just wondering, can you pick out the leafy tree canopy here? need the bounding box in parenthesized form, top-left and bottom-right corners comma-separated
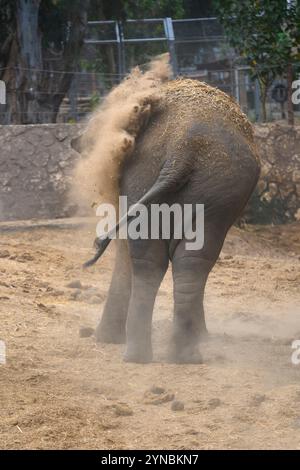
(214, 0, 300, 122)
(214, 0, 300, 80)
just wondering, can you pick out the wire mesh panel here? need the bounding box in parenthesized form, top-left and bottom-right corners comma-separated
(122, 19, 168, 72)
(85, 21, 117, 43)
(123, 19, 166, 41)
(172, 18, 235, 97)
(1, 17, 299, 124)
(173, 17, 223, 41)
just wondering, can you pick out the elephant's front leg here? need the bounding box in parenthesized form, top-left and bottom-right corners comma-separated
(124, 240, 169, 363)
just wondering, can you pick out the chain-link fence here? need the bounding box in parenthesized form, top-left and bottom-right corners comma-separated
(0, 17, 299, 124)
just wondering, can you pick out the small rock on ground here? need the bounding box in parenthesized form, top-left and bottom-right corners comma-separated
(150, 386, 166, 395)
(79, 327, 95, 338)
(208, 398, 222, 409)
(66, 280, 82, 289)
(69, 289, 81, 300)
(0, 250, 10, 258)
(250, 394, 266, 406)
(171, 400, 185, 411)
(143, 390, 175, 405)
(112, 403, 133, 417)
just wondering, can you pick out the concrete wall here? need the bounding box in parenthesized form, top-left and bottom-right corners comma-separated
(0, 123, 299, 223)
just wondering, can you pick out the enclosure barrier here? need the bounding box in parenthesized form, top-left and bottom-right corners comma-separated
(0, 123, 298, 224)
(0, 18, 299, 124)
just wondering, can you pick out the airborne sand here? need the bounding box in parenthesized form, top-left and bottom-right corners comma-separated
(72, 54, 172, 211)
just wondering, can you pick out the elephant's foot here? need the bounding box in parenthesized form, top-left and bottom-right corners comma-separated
(95, 321, 126, 344)
(199, 326, 210, 342)
(123, 342, 153, 364)
(170, 335, 203, 364)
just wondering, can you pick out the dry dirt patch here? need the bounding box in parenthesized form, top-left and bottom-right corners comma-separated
(0, 220, 299, 449)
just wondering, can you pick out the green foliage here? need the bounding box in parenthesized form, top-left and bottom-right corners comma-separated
(86, 0, 186, 20)
(214, 0, 300, 82)
(214, 0, 300, 121)
(123, 0, 185, 19)
(89, 91, 101, 110)
(0, 1, 16, 52)
(39, 0, 89, 50)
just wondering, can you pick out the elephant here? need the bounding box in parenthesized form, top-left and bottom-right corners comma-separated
(74, 78, 260, 364)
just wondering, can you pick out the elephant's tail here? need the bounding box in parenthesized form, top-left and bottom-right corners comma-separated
(83, 156, 194, 268)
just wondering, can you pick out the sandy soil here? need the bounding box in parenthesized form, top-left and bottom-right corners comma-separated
(0, 219, 300, 450)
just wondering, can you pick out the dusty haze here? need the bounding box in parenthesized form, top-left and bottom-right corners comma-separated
(72, 54, 172, 212)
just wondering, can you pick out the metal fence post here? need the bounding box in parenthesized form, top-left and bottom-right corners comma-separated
(116, 21, 126, 79)
(69, 74, 78, 121)
(254, 78, 261, 121)
(164, 17, 178, 77)
(234, 68, 240, 104)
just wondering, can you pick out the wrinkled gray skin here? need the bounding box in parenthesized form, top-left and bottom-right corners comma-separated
(73, 91, 260, 364)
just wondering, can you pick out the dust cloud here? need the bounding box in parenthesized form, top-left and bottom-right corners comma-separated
(72, 54, 171, 213)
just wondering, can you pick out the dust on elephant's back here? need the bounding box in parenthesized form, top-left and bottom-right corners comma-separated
(71, 54, 259, 215)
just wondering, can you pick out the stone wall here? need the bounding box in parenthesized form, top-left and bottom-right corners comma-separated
(0, 124, 81, 221)
(250, 124, 300, 224)
(0, 122, 299, 223)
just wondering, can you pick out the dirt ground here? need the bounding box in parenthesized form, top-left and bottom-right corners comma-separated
(0, 219, 300, 450)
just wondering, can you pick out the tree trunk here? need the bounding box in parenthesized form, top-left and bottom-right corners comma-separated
(259, 80, 268, 122)
(105, 45, 117, 89)
(0, 0, 41, 123)
(0, 0, 90, 124)
(287, 62, 294, 126)
(16, 0, 42, 123)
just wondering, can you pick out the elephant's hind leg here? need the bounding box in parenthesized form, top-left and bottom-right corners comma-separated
(96, 239, 131, 344)
(171, 254, 211, 363)
(123, 239, 169, 363)
(170, 223, 227, 363)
